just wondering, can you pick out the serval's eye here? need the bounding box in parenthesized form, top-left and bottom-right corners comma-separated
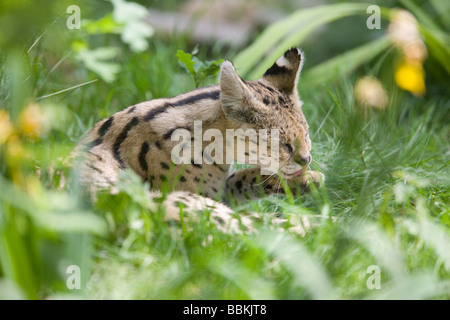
(284, 143, 294, 154)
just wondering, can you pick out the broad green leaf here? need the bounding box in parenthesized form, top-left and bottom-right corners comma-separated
(32, 210, 107, 235)
(0, 212, 39, 299)
(421, 27, 450, 75)
(304, 36, 391, 85)
(0, 177, 107, 236)
(399, 0, 441, 31)
(234, 3, 371, 79)
(429, 0, 450, 29)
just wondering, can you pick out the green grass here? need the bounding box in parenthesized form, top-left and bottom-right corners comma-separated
(1, 1, 449, 300)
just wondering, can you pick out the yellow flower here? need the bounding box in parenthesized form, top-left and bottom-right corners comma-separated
(388, 9, 427, 96)
(395, 60, 426, 96)
(19, 102, 46, 140)
(6, 134, 24, 158)
(354, 76, 388, 109)
(0, 109, 14, 144)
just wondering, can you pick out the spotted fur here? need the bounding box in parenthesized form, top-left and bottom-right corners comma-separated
(70, 48, 325, 234)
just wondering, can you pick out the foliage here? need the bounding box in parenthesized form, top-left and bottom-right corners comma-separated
(176, 48, 224, 88)
(234, 2, 449, 97)
(72, 0, 154, 83)
(234, 3, 370, 79)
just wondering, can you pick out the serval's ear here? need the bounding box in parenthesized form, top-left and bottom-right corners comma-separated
(261, 47, 304, 94)
(220, 61, 259, 123)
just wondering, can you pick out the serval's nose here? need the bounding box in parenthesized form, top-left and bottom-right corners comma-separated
(298, 155, 311, 166)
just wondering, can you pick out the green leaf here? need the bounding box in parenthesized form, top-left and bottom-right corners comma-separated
(421, 27, 450, 75)
(0, 177, 108, 236)
(191, 56, 204, 74)
(399, 0, 441, 31)
(176, 50, 196, 77)
(177, 49, 224, 88)
(0, 212, 40, 299)
(203, 59, 223, 77)
(83, 13, 122, 34)
(429, 0, 450, 29)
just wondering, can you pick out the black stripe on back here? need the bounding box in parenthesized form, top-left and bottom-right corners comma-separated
(163, 126, 190, 140)
(138, 141, 150, 172)
(169, 90, 220, 107)
(144, 89, 220, 122)
(113, 117, 139, 169)
(144, 103, 169, 121)
(98, 116, 114, 137)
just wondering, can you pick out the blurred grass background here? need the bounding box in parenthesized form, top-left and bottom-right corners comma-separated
(0, 0, 449, 299)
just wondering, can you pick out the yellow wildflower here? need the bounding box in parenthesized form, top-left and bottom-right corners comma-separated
(395, 60, 426, 96)
(6, 134, 24, 158)
(19, 102, 46, 140)
(388, 9, 427, 96)
(0, 109, 14, 144)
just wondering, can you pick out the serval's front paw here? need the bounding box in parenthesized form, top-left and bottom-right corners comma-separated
(288, 170, 325, 194)
(304, 170, 325, 188)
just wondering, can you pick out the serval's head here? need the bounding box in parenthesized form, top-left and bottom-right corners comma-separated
(220, 47, 311, 177)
